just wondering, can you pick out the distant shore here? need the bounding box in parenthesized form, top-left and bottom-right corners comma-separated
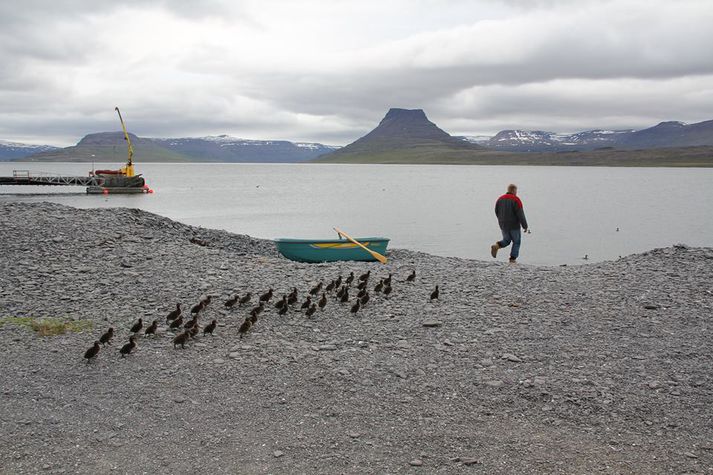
(1, 201, 712, 473)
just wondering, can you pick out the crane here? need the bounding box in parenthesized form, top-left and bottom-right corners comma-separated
(114, 106, 135, 177)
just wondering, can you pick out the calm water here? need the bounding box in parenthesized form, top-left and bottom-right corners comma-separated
(1, 162, 712, 265)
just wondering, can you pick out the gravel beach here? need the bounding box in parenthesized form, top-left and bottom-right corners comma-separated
(0, 201, 711, 474)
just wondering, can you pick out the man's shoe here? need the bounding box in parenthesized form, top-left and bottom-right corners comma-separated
(508, 257, 517, 264)
(490, 243, 499, 258)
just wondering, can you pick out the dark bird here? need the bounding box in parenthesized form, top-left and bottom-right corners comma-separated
(374, 279, 384, 293)
(359, 270, 371, 282)
(202, 295, 213, 307)
(249, 312, 259, 324)
(84, 341, 100, 363)
(184, 316, 199, 330)
(345, 272, 354, 286)
(259, 288, 273, 303)
(278, 304, 288, 316)
(406, 270, 416, 282)
(99, 327, 114, 346)
(305, 304, 317, 318)
(350, 299, 361, 314)
(238, 292, 252, 306)
(203, 320, 217, 336)
(238, 318, 252, 338)
(325, 280, 336, 293)
(430, 285, 440, 302)
(144, 320, 158, 337)
(166, 303, 182, 322)
(169, 315, 184, 329)
(274, 295, 288, 310)
(360, 292, 370, 306)
(340, 288, 350, 303)
(287, 290, 298, 306)
(250, 302, 265, 317)
(173, 330, 190, 349)
(309, 282, 323, 296)
(130, 318, 143, 334)
(357, 280, 368, 291)
(318, 293, 327, 310)
(224, 295, 239, 308)
(335, 275, 343, 288)
(301, 296, 312, 311)
(383, 285, 393, 298)
(119, 336, 136, 357)
(191, 301, 205, 314)
(383, 274, 392, 286)
(357, 288, 367, 299)
(336, 286, 346, 300)
(189, 324, 200, 338)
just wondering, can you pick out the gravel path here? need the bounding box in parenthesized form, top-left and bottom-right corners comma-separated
(1, 201, 711, 474)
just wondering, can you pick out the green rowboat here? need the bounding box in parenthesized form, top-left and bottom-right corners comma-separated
(274, 237, 390, 263)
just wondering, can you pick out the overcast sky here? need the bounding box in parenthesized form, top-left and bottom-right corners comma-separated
(1, 0, 712, 146)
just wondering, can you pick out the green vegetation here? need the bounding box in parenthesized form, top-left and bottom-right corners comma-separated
(0, 316, 93, 336)
(314, 145, 713, 167)
(19, 144, 192, 163)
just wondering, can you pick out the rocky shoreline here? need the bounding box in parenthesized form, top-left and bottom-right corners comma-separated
(0, 201, 711, 474)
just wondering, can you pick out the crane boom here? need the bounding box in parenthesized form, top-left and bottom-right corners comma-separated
(114, 106, 135, 177)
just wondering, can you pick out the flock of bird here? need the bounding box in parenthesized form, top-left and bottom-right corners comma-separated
(83, 269, 439, 363)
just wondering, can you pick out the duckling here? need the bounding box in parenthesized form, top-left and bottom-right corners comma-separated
(84, 341, 100, 363)
(238, 292, 252, 306)
(144, 320, 158, 337)
(203, 320, 217, 336)
(350, 299, 361, 314)
(173, 330, 190, 349)
(357, 288, 367, 299)
(274, 295, 288, 310)
(249, 312, 259, 325)
(406, 270, 416, 282)
(430, 285, 439, 302)
(383, 274, 393, 286)
(359, 270, 371, 282)
(202, 295, 213, 308)
(169, 315, 184, 330)
(309, 282, 323, 296)
(99, 327, 114, 346)
(119, 336, 136, 357)
(305, 304, 317, 318)
(357, 280, 368, 291)
(166, 303, 182, 322)
(129, 318, 143, 334)
(374, 279, 384, 293)
(334, 275, 343, 288)
(184, 315, 199, 330)
(340, 288, 350, 303)
(250, 302, 265, 317)
(259, 288, 273, 303)
(325, 280, 336, 293)
(224, 295, 239, 308)
(287, 291, 298, 306)
(238, 318, 252, 338)
(360, 292, 370, 306)
(383, 284, 393, 298)
(318, 293, 327, 310)
(345, 272, 354, 286)
(335, 286, 346, 300)
(190, 301, 205, 314)
(189, 324, 200, 338)
(278, 304, 288, 316)
(301, 296, 312, 311)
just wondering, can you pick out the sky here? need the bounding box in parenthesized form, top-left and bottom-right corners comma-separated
(1, 0, 712, 146)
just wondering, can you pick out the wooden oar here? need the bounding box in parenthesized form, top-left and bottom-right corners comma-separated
(334, 227, 388, 264)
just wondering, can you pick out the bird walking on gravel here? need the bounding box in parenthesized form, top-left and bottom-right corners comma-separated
(357, 288, 367, 299)
(275, 295, 288, 310)
(345, 272, 354, 286)
(203, 320, 217, 336)
(278, 303, 289, 316)
(335, 275, 343, 289)
(383, 274, 392, 286)
(238, 293, 252, 306)
(305, 303, 317, 318)
(144, 320, 158, 337)
(191, 301, 205, 315)
(169, 315, 184, 330)
(189, 324, 200, 339)
(250, 302, 265, 317)
(259, 288, 273, 303)
(99, 327, 114, 346)
(318, 293, 327, 311)
(301, 296, 312, 311)
(130, 318, 143, 334)
(119, 336, 137, 357)
(309, 282, 323, 296)
(430, 285, 440, 302)
(359, 270, 370, 282)
(184, 315, 200, 330)
(238, 318, 252, 338)
(335, 286, 346, 301)
(84, 341, 100, 363)
(383, 284, 393, 299)
(173, 330, 190, 349)
(249, 312, 259, 325)
(166, 303, 182, 322)
(224, 295, 239, 308)
(339, 288, 350, 303)
(357, 280, 368, 291)
(360, 292, 370, 307)
(287, 289, 298, 306)
(350, 299, 361, 314)
(374, 279, 384, 294)
(325, 280, 336, 293)
(406, 270, 416, 282)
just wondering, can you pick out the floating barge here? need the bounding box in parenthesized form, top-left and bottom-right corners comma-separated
(274, 237, 390, 263)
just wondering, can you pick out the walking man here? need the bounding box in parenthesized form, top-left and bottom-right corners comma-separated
(491, 184, 529, 263)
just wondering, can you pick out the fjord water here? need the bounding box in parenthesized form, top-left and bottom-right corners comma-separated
(1, 162, 711, 266)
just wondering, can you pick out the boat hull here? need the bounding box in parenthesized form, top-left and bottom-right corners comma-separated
(274, 237, 390, 263)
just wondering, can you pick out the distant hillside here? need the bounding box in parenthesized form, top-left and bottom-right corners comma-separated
(0, 140, 59, 161)
(471, 119, 713, 152)
(319, 108, 482, 161)
(152, 135, 339, 163)
(19, 132, 339, 163)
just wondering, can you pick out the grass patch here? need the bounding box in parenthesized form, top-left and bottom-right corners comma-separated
(0, 316, 93, 336)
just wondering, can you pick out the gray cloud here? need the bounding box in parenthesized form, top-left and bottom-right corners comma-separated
(0, 0, 712, 145)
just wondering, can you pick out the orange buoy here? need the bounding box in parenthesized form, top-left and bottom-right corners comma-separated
(102, 188, 109, 195)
